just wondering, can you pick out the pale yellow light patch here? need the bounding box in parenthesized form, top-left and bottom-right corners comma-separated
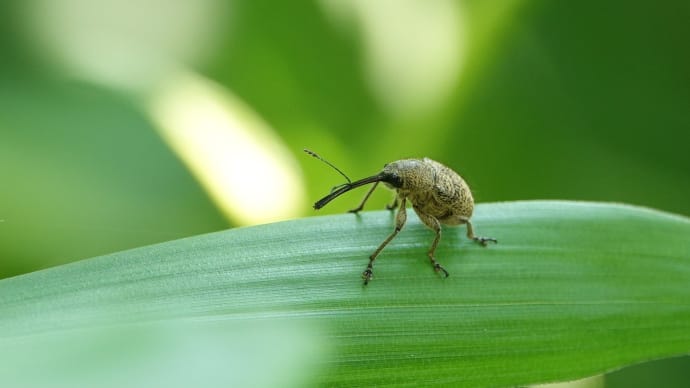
(531, 374, 604, 388)
(147, 72, 305, 225)
(19, 0, 225, 91)
(321, 0, 466, 119)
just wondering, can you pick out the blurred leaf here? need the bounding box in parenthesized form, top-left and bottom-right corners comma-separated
(0, 77, 228, 277)
(606, 355, 690, 388)
(1, 201, 689, 386)
(445, 1, 690, 215)
(207, 1, 379, 141)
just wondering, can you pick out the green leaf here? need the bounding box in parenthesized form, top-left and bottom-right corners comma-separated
(1, 201, 689, 387)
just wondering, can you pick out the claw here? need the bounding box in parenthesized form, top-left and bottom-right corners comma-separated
(362, 268, 373, 285)
(385, 199, 399, 211)
(434, 263, 449, 278)
(474, 237, 498, 247)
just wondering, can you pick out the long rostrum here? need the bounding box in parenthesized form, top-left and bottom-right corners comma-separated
(313, 174, 383, 209)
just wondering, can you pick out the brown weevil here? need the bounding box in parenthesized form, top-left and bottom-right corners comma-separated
(305, 149, 496, 285)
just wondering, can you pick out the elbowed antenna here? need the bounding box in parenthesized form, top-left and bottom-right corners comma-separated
(303, 149, 351, 183)
(313, 174, 383, 209)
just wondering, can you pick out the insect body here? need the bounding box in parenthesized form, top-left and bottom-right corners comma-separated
(306, 149, 496, 285)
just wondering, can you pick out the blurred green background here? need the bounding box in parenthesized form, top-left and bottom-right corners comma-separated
(1, 0, 688, 386)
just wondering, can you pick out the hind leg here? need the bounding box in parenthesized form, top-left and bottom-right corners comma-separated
(460, 217, 497, 246)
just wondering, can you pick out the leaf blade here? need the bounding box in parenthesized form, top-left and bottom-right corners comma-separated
(1, 201, 689, 387)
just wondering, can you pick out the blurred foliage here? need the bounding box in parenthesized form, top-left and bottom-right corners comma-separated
(0, 0, 688, 385)
(0, 77, 229, 276)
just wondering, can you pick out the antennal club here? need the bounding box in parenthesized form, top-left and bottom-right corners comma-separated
(303, 149, 351, 184)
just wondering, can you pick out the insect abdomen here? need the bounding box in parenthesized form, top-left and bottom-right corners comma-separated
(426, 160, 474, 223)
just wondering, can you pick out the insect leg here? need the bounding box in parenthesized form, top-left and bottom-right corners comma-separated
(463, 218, 498, 246)
(414, 208, 449, 278)
(363, 197, 407, 284)
(349, 181, 379, 213)
(385, 197, 399, 211)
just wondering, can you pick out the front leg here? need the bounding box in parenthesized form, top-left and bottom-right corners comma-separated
(385, 197, 399, 211)
(349, 181, 379, 213)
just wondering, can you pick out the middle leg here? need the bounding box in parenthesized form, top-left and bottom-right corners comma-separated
(363, 197, 407, 284)
(413, 207, 449, 278)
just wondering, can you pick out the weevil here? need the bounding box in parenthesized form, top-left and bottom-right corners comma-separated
(305, 149, 496, 285)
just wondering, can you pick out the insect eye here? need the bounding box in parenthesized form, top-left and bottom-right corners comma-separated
(382, 172, 403, 188)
